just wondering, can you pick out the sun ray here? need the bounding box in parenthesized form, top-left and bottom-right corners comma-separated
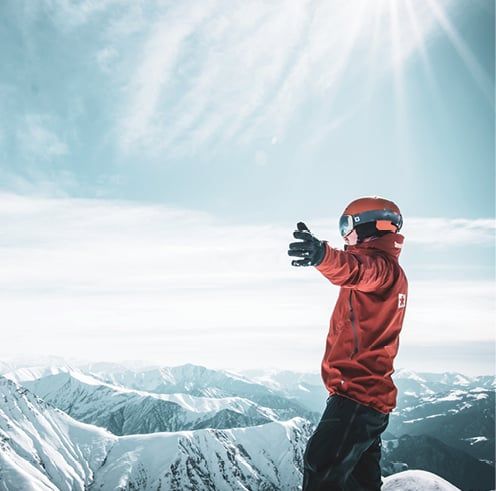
(404, 0, 439, 96)
(388, 2, 407, 133)
(319, 0, 368, 93)
(363, 0, 386, 101)
(425, 0, 493, 106)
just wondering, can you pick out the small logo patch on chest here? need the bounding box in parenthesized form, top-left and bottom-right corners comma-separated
(398, 293, 407, 308)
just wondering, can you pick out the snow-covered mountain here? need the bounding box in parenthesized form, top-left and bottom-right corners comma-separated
(382, 434, 494, 490)
(2, 361, 494, 490)
(22, 370, 291, 435)
(240, 367, 495, 416)
(0, 376, 314, 490)
(3, 365, 71, 384)
(6, 361, 491, 416)
(387, 384, 495, 464)
(4, 363, 320, 422)
(392, 368, 495, 400)
(92, 363, 273, 396)
(90, 417, 312, 490)
(239, 368, 328, 413)
(91, 363, 320, 420)
(0, 376, 115, 490)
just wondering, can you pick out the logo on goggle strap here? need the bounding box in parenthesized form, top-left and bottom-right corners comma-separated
(398, 293, 407, 308)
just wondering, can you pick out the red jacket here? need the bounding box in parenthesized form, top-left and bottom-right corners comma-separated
(315, 233, 408, 414)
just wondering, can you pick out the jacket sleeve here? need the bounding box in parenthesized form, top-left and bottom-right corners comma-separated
(314, 242, 393, 292)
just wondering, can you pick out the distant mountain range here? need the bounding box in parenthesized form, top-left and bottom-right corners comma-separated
(20, 370, 301, 435)
(388, 368, 495, 465)
(1, 360, 494, 490)
(91, 363, 322, 422)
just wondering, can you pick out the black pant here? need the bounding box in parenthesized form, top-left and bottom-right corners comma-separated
(302, 394, 389, 491)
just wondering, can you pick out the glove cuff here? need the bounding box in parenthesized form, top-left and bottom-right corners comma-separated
(314, 241, 328, 266)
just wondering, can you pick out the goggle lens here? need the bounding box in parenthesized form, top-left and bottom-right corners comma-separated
(339, 215, 353, 237)
(339, 210, 402, 237)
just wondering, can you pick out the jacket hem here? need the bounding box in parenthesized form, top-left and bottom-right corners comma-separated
(327, 389, 391, 415)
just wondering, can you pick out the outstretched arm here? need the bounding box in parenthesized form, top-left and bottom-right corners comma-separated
(315, 242, 393, 292)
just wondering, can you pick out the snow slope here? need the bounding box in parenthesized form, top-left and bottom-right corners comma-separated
(91, 418, 311, 491)
(0, 377, 115, 491)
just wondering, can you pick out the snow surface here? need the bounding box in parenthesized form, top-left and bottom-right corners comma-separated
(463, 436, 489, 445)
(431, 390, 466, 402)
(382, 470, 461, 490)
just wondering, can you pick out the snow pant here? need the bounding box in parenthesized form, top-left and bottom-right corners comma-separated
(302, 393, 389, 491)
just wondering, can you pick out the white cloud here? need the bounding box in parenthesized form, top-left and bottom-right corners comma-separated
(41, 0, 123, 28)
(17, 114, 68, 161)
(96, 46, 119, 72)
(402, 217, 495, 246)
(399, 280, 495, 343)
(255, 150, 268, 166)
(0, 168, 78, 198)
(0, 194, 493, 369)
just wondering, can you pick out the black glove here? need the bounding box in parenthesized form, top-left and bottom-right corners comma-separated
(288, 222, 326, 267)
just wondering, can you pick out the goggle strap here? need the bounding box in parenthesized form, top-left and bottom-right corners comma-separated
(376, 220, 398, 232)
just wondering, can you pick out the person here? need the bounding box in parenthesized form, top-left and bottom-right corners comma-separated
(288, 196, 408, 491)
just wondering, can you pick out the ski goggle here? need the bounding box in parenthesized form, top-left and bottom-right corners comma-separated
(339, 210, 403, 237)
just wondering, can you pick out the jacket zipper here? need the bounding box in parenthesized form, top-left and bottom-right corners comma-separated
(349, 290, 359, 358)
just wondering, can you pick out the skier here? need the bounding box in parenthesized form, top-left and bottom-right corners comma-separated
(288, 196, 408, 491)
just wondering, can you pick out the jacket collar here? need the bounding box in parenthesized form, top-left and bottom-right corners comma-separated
(344, 233, 404, 259)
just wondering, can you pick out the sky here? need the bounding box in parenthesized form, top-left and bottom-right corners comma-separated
(0, 0, 494, 376)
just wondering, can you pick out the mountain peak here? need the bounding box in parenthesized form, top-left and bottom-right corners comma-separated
(394, 368, 427, 382)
